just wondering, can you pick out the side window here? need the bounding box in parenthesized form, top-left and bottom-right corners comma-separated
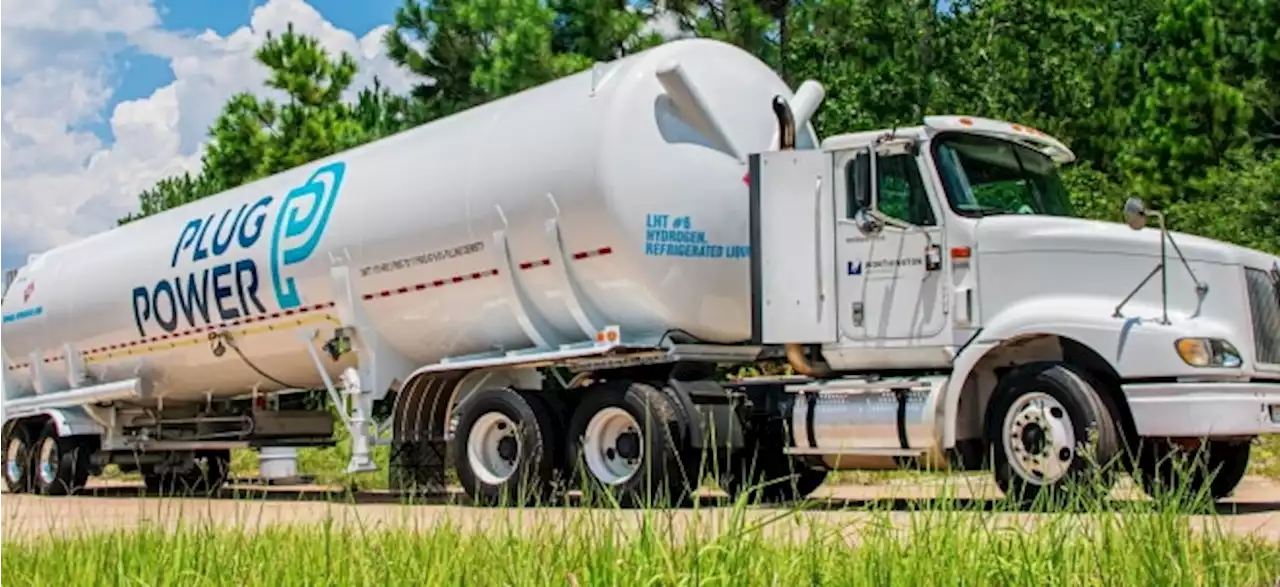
(844, 152, 937, 226)
(846, 151, 871, 218)
(877, 154, 936, 226)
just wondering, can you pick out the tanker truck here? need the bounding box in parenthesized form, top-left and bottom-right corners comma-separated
(3, 38, 1278, 507)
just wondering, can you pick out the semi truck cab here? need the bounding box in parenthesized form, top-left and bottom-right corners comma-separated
(752, 112, 1280, 502)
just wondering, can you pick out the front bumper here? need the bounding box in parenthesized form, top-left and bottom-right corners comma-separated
(1123, 380, 1280, 437)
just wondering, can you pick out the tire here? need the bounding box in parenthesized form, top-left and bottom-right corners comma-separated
(142, 451, 230, 496)
(143, 467, 187, 495)
(451, 387, 558, 506)
(566, 381, 697, 508)
(984, 362, 1122, 508)
(30, 422, 92, 496)
(1134, 438, 1251, 503)
(722, 428, 828, 504)
(191, 450, 231, 494)
(3, 423, 34, 494)
(521, 391, 571, 486)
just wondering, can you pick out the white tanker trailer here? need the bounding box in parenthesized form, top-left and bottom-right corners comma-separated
(3, 38, 1278, 507)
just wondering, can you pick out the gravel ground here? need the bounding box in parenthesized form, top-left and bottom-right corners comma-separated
(3, 475, 1277, 544)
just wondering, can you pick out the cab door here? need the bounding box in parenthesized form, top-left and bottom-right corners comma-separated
(748, 149, 838, 345)
(833, 141, 950, 352)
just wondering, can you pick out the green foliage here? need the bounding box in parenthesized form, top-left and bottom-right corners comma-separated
(120, 0, 1277, 260)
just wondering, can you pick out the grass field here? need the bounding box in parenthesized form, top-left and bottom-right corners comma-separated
(14, 437, 1280, 585)
(3, 485, 1278, 586)
(216, 432, 1280, 489)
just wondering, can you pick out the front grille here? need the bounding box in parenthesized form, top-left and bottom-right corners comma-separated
(1244, 267, 1280, 365)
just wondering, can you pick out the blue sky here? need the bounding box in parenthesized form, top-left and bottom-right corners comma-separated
(75, 0, 406, 192)
(1, 0, 420, 272)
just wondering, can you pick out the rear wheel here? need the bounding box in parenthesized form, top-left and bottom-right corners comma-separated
(567, 382, 697, 508)
(452, 387, 558, 506)
(1133, 438, 1251, 504)
(30, 422, 92, 496)
(142, 450, 231, 496)
(722, 425, 828, 504)
(3, 423, 34, 493)
(986, 362, 1122, 508)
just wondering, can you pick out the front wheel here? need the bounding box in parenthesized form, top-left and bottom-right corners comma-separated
(1133, 438, 1251, 504)
(985, 362, 1122, 508)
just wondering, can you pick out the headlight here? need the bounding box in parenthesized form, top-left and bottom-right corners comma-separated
(1174, 338, 1243, 368)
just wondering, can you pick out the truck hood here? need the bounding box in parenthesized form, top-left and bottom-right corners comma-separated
(974, 215, 1273, 268)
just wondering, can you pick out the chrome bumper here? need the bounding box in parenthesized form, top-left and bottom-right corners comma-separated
(1123, 380, 1280, 437)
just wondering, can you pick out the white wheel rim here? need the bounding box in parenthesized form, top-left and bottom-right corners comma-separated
(466, 412, 521, 486)
(5, 437, 24, 484)
(1002, 392, 1076, 485)
(36, 437, 58, 486)
(583, 407, 643, 485)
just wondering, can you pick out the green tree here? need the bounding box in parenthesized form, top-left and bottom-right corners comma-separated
(119, 24, 386, 224)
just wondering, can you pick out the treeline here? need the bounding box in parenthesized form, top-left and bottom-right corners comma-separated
(120, 0, 1279, 254)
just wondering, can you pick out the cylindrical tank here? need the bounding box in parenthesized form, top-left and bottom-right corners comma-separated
(0, 38, 819, 403)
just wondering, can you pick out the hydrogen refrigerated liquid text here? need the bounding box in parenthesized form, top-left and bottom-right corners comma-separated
(644, 214, 750, 259)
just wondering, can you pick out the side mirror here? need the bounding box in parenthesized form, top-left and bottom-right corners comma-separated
(853, 208, 884, 236)
(1122, 197, 1148, 230)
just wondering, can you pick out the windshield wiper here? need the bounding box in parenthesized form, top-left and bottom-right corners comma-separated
(959, 205, 1009, 217)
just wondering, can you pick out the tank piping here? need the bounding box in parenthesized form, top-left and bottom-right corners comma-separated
(772, 96, 796, 151)
(770, 95, 835, 379)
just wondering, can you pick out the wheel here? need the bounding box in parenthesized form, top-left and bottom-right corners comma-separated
(521, 391, 571, 486)
(30, 422, 92, 496)
(567, 381, 697, 508)
(3, 423, 34, 493)
(451, 387, 558, 506)
(143, 466, 188, 495)
(722, 427, 828, 504)
(142, 451, 229, 496)
(985, 362, 1122, 508)
(190, 450, 231, 494)
(1133, 438, 1251, 503)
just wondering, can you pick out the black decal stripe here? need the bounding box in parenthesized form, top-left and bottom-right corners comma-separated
(805, 392, 818, 449)
(894, 388, 910, 450)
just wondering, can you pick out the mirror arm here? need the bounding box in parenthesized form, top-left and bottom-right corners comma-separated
(1115, 198, 1208, 324)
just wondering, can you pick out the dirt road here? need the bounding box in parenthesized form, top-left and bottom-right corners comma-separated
(3, 475, 1278, 543)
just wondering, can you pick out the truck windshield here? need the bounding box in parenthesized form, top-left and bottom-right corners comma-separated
(932, 133, 1074, 218)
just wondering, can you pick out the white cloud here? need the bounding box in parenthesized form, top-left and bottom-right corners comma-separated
(0, 0, 414, 269)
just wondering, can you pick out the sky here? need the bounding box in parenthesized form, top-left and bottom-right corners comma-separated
(0, 0, 425, 273)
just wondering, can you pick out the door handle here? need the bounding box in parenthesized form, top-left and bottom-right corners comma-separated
(814, 176, 825, 321)
(925, 243, 942, 272)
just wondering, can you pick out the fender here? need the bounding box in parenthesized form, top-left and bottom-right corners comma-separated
(4, 407, 105, 438)
(941, 295, 1241, 447)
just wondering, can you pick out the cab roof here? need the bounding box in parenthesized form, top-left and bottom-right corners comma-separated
(820, 115, 1076, 164)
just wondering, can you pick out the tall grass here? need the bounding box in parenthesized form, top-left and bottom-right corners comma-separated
(4, 473, 1278, 587)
